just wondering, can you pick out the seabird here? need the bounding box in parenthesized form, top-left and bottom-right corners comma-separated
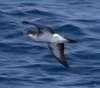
(23, 21, 76, 68)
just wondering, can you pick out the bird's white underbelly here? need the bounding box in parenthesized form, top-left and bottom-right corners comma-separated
(38, 34, 52, 42)
(38, 34, 67, 43)
(28, 33, 67, 43)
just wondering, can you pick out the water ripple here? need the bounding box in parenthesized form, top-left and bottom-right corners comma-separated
(0, 0, 100, 88)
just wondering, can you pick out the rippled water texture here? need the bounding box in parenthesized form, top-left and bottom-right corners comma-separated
(0, 0, 100, 88)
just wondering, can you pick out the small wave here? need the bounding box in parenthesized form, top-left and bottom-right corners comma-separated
(26, 9, 55, 16)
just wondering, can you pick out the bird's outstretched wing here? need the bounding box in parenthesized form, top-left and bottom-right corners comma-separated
(23, 21, 54, 34)
(48, 43, 69, 68)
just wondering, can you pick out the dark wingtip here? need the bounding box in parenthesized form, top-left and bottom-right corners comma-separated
(22, 21, 41, 28)
(64, 63, 70, 69)
(61, 60, 70, 69)
(68, 39, 77, 43)
(22, 21, 31, 24)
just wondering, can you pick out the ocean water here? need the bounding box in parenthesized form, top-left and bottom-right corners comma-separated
(0, 0, 100, 88)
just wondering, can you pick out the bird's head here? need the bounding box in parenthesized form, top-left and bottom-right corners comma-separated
(26, 31, 38, 40)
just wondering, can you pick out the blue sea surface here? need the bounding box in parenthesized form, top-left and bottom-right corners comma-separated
(0, 0, 100, 88)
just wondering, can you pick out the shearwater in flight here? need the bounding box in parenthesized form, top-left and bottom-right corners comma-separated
(23, 21, 76, 68)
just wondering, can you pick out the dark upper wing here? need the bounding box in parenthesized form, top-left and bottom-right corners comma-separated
(48, 43, 69, 68)
(23, 21, 54, 34)
(36, 24, 54, 34)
